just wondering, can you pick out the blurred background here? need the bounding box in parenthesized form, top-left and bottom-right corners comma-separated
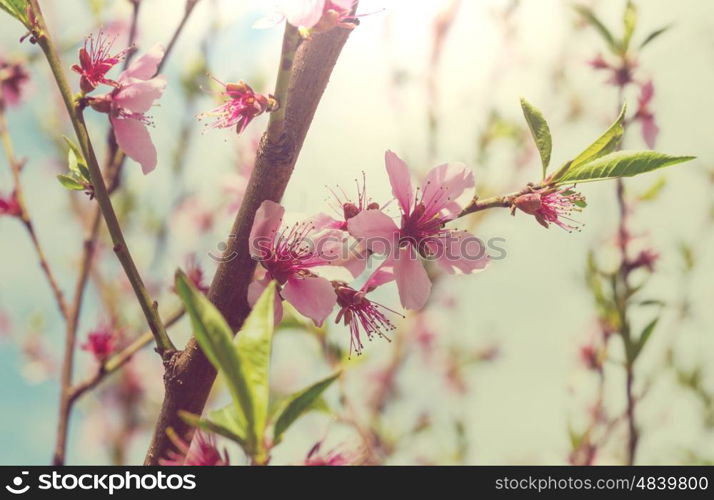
(0, 0, 713, 465)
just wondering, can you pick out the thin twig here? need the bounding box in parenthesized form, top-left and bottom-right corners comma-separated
(0, 108, 70, 319)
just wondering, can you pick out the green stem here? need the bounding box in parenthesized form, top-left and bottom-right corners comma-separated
(29, 0, 174, 356)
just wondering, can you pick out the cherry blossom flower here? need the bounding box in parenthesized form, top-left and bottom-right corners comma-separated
(72, 31, 129, 93)
(0, 57, 29, 108)
(634, 80, 659, 149)
(89, 44, 166, 174)
(198, 79, 276, 134)
(81, 324, 116, 362)
(333, 266, 400, 355)
(325, 172, 381, 231)
(627, 248, 659, 273)
(513, 187, 586, 232)
(588, 53, 636, 87)
(257, 0, 358, 34)
(161, 432, 230, 466)
(248, 200, 347, 326)
(0, 191, 21, 217)
(347, 151, 489, 310)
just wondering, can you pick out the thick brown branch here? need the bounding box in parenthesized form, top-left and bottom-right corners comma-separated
(144, 25, 356, 465)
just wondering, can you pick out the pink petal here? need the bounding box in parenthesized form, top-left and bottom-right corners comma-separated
(111, 115, 157, 174)
(362, 262, 395, 292)
(421, 162, 474, 220)
(385, 150, 414, 215)
(248, 276, 284, 325)
(279, 0, 325, 29)
(433, 230, 489, 275)
(346, 209, 399, 255)
(640, 80, 654, 105)
(331, 0, 355, 9)
(282, 275, 336, 326)
(394, 246, 431, 310)
(249, 200, 284, 260)
(114, 76, 166, 113)
(121, 43, 165, 81)
(641, 117, 659, 149)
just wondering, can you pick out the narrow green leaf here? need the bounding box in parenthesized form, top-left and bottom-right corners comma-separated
(179, 409, 247, 448)
(57, 174, 85, 191)
(0, 0, 29, 26)
(622, 1, 637, 51)
(520, 98, 552, 177)
(634, 317, 659, 358)
(574, 5, 620, 54)
(232, 280, 276, 452)
(550, 105, 627, 182)
(63, 136, 88, 176)
(174, 270, 250, 441)
(272, 371, 340, 445)
(573, 105, 627, 169)
(556, 150, 695, 184)
(639, 25, 671, 50)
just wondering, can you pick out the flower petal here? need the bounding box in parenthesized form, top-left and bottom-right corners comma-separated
(362, 262, 395, 292)
(385, 150, 414, 215)
(121, 43, 165, 81)
(111, 115, 157, 174)
(248, 275, 284, 325)
(433, 230, 489, 275)
(114, 76, 166, 113)
(394, 246, 431, 310)
(346, 209, 399, 255)
(421, 162, 475, 220)
(283, 275, 336, 326)
(249, 200, 284, 260)
(279, 0, 325, 29)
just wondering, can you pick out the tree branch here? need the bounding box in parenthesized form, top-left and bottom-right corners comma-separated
(144, 23, 356, 465)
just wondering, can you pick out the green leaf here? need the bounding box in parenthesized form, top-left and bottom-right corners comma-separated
(622, 1, 637, 51)
(639, 25, 671, 50)
(179, 408, 247, 448)
(272, 371, 340, 445)
(232, 279, 276, 452)
(550, 105, 626, 182)
(574, 4, 620, 54)
(520, 98, 552, 178)
(173, 271, 277, 460)
(573, 105, 627, 168)
(63, 136, 89, 181)
(57, 174, 85, 191)
(556, 150, 695, 184)
(0, 0, 29, 26)
(634, 317, 659, 358)
(175, 270, 250, 443)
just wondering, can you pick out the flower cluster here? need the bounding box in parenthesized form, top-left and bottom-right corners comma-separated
(248, 151, 490, 354)
(0, 57, 29, 109)
(80, 324, 117, 363)
(0, 190, 22, 218)
(513, 187, 586, 232)
(74, 32, 166, 174)
(197, 80, 277, 134)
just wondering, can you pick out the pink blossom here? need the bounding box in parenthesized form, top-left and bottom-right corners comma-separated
(0, 190, 21, 217)
(627, 248, 659, 273)
(90, 44, 166, 174)
(248, 200, 344, 326)
(588, 53, 636, 88)
(259, 0, 357, 33)
(325, 172, 381, 231)
(161, 432, 230, 466)
(0, 57, 29, 108)
(333, 266, 400, 355)
(634, 80, 659, 149)
(80, 325, 116, 362)
(72, 31, 129, 93)
(198, 80, 276, 134)
(347, 151, 488, 310)
(513, 187, 586, 232)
